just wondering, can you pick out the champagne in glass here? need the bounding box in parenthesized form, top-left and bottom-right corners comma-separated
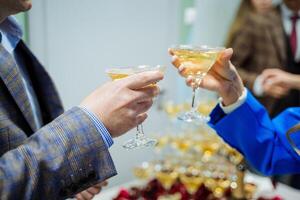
(133, 162, 153, 180)
(170, 45, 224, 123)
(106, 65, 165, 150)
(171, 137, 192, 153)
(180, 169, 203, 194)
(156, 168, 178, 190)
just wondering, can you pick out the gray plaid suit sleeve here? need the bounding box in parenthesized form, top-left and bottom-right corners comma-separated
(0, 107, 117, 200)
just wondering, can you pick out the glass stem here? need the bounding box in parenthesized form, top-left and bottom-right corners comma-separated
(136, 123, 144, 139)
(191, 76, 203, 112)
(191, 87, 196, 110)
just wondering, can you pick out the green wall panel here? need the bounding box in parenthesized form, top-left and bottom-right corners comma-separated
(15, 13, 29, 43)
(179, 0, 195, 43)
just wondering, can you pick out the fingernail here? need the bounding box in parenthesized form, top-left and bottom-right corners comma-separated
(171, 55, 178, 62)
(178, 64, 184, 72)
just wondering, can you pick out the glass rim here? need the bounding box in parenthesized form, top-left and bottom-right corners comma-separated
(170, 44, 225, 52)
(105, 65, 166, 74)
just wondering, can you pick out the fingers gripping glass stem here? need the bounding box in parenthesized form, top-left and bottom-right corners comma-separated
(106, 65, 165, 150)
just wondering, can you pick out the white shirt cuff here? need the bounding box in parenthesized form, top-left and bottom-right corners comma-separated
(219, 88, 247, 114)
(253, 75, 264, 97)
(78, 106, 114, 148)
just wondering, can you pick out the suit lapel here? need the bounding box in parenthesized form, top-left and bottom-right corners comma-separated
(16, 41, 64, 124)
(0, 44, 38, 131)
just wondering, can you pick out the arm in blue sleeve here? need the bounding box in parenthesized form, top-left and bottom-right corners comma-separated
(209, 89, 300, 175)
(79, 107, 114, 148)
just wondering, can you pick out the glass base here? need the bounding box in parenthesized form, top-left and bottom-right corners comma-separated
(178, 111, 210, 123)
(123, 137, 157, 150)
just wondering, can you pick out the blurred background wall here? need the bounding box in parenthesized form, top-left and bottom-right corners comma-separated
(22, 0, 243, 187)
(15, 13, 29, 42)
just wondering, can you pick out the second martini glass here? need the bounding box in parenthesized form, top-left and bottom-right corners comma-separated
(106, 65, 165, 150)
(170, 45, 224, 123)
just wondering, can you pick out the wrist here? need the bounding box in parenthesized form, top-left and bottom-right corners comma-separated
(78, 106, 114, 148)
(219, 88, 247, 114)
(220, 80, 244, 106)
(222, 92, 242, 106)
(291, 74, 300, 90)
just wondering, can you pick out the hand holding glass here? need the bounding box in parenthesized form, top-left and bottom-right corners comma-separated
(106, 65, 165, 150)
(170, 45, 224, 123)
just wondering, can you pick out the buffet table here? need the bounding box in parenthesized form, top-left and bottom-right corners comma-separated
(94, 173, 300, 200)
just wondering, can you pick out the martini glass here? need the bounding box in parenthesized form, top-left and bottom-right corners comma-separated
(170, 45, 224, 123)
(155, 163, 179, 191)
(179, 166, 203, 195)
(106, 65, 165, 150)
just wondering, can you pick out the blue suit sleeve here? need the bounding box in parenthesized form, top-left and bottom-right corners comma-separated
(209, 90, 300, 175)
(0, 107, 117, 199)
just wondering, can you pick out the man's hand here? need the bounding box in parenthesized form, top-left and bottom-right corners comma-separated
(75, 181, 108, 200)
(260, 68, 298, 99)
(80, 71, 163, 138)
(170, 48, 244, 106)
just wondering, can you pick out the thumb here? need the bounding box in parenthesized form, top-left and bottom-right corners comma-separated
(220, 48, 233, 63)
(213, 48, 233, 71)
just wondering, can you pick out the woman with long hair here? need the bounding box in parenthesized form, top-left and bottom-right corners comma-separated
(226, 0, 273, 47)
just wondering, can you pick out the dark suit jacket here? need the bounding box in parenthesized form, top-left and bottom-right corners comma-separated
(0, 41, 117, 199)
(228, 8, 300, 116)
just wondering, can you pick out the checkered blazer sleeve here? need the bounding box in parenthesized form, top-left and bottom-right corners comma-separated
(229, 21, 260, 89)
(0, 107, 117, 200)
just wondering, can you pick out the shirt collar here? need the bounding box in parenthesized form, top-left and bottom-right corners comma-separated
(0, 16, 23, 53)
(281, 3, 300, 18)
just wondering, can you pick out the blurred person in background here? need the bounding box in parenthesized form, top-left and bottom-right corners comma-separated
(261, 68, 300, 93)
(226, 0, 300, 117)
(227, 0, 300, 189)
(0, 0, 163, 199)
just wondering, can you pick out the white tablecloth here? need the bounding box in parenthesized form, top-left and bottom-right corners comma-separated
(94, 174, 300, 200)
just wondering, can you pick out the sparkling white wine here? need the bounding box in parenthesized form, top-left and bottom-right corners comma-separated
(156, 169, 178, 190)
(107, 72, 130, 80)
(180, 172, 203, 194)
(171, 48, 221, 77)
